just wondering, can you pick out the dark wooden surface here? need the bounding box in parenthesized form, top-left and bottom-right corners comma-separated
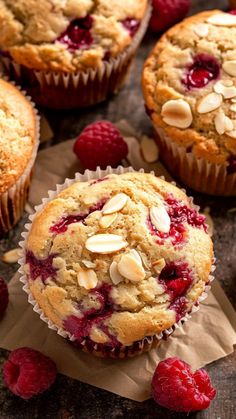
(0, 0, 235, 418)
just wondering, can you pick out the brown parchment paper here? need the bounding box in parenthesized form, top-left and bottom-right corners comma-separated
(0, 120, 236, 401)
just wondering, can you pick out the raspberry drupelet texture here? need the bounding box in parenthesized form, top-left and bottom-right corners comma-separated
(73, 121, 128, 170)
(152, 357, 216, 412)
(23, 172, 213, 357)
(149, 0, 190, 33)
(0, 277, 9, 318)
(3, 348, 57, 400)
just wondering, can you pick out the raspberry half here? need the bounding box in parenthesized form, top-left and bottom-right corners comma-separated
(3, 347, 57, 400)
(152, 357, 216, 412)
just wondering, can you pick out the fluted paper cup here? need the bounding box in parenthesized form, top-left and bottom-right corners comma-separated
(18, 166, 215, 358)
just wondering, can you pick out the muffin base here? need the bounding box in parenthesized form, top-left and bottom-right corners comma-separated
(1, 3, 152, 110)
(18, 166, 214, 358)
(153, 125, 236, 196)
(0, 83, 40, 235)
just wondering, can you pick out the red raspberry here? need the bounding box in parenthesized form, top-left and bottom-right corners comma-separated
(3, 347, 57, 399)
(73, 121, 128, 170)
(152, 357, 216, 412)
(0, 277, 9, 318)
(150, 0, 191, 33)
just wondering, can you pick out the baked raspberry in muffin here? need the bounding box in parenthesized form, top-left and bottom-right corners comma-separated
(22, 171, 213, 358)
(0, 0, 150, 109)
(142, 10, 236, 195)
(0, 78, 39, 235)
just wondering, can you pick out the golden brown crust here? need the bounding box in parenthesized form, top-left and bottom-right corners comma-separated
(0, 78, 37, 194)
(142, 10, 236, 164)
(0, 0, 148, 72)
(24, 172, 213, 346)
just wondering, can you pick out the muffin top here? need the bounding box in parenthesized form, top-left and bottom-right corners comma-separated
(0, 0, 148, 72)
(142, 10, 236, 168)
(24, 172, 213, 350)
(0, 78, 37, 195)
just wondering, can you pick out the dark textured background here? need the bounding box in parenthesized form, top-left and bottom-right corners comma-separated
(0, 1, 236, 418)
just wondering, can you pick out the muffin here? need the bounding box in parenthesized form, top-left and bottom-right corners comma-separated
(142, 10, 236, 195)
(20, 171, 213, 358)
(0, 0, 151, 109)
(0, 78, 39, 235)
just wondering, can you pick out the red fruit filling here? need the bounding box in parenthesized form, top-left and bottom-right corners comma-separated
(50, 198, 107, 234)
(121, 18, 140, 37)
(148, 195, 207, 246)
(151, 357, 216, 412)
(26, 251, 57, 283)
(64, 284, 121, 349)
(183, 54, 220, 89)
(169, 296, 188, 322)
(227, 154, 236, 174)
(57, 16, 93, 51)
(159, 261, 193, 301)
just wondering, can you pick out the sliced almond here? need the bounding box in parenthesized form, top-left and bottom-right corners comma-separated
(230, 104, 236, 112)
(2, 248, 20, 263)
(77, 268, 98, 290)
(152, 258, 166, 274)
(109, 261, 124, 285)
(207, 13, 236, 26)
(85, 234, 128, 254)
(197, 92, 222, 114)
(231, 98, 236, 103)
(226, 129, 236, 138)
(150, 206, 171, 234)
(81, 259, 96, 269)
(140, 135, 159, 163)
(213, 80, 236, 99)
(102, 193, 128, 215)
(117, 253, 145, 283)
(193, 23, 209, 37)
(24, 202, 34, 215)
(214, 111, 234, 135)
(99, 213, 117, 229)
(129, 249, 142, 265)
(223, 60, 236, 77)
(161, 99, 193, 129)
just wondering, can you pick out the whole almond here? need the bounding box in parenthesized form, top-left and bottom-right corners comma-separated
(85, 234, 128, 254)
(150, 206, 171, 234)
(77, 268, 98, 290)
(117, 253, 145, 282)
(102, 193, 128, 215)
(161, 99, 193, 129)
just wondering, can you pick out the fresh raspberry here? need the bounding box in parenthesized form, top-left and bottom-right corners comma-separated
(149, 0, 191, 33)
(152, 357, 216, 412)
(3, 347, 57, 399)
(73, 121, 128, 170)
(0, 277, 9, 318)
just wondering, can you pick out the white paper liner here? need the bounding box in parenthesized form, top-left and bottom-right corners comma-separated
(1, 3, 152, 109)
(153, 125, 236, 196)
(18, 166, 215, 358)
(0, 78, 40, 234)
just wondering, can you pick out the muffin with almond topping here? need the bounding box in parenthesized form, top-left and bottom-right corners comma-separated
(142, 10, 236, 195)
(21, 171, 213, 358)
(0, 0, 151, 109)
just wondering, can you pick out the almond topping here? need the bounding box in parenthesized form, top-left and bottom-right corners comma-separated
(85, 234, 128, 254)
(223, 60, 236, 77)
(152, 258, 166, 274)
(230, 104, 236, 112)
(2, 248, 21, 263)
(207, 13, 236, 26)
(214, 111, 234, 135)
(77, 268, 98, 290)
(99, 213, 118, 229)
(109, 261, 124, 285)
(226, 129, 236, 138)
(231, 98, 236, 103)
(140, 135, 159, 163)
(129, 249, 142, 265)
(161, 99, 193, 129)
(193, 23, 209, 37)
(102, 193, 128, 215)
(117, 253, 145, 283)
(213, 80, 236, 99)
(81, 260, 96, 269)
(150, 206, 171, 234)
(197, 92, 222, 114)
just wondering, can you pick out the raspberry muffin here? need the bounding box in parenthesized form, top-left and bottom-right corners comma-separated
(0, 0, 151, 109)
(21, 171, 213, 358)
(142, 10, 236, 195)
(0, 78, 39, 235)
